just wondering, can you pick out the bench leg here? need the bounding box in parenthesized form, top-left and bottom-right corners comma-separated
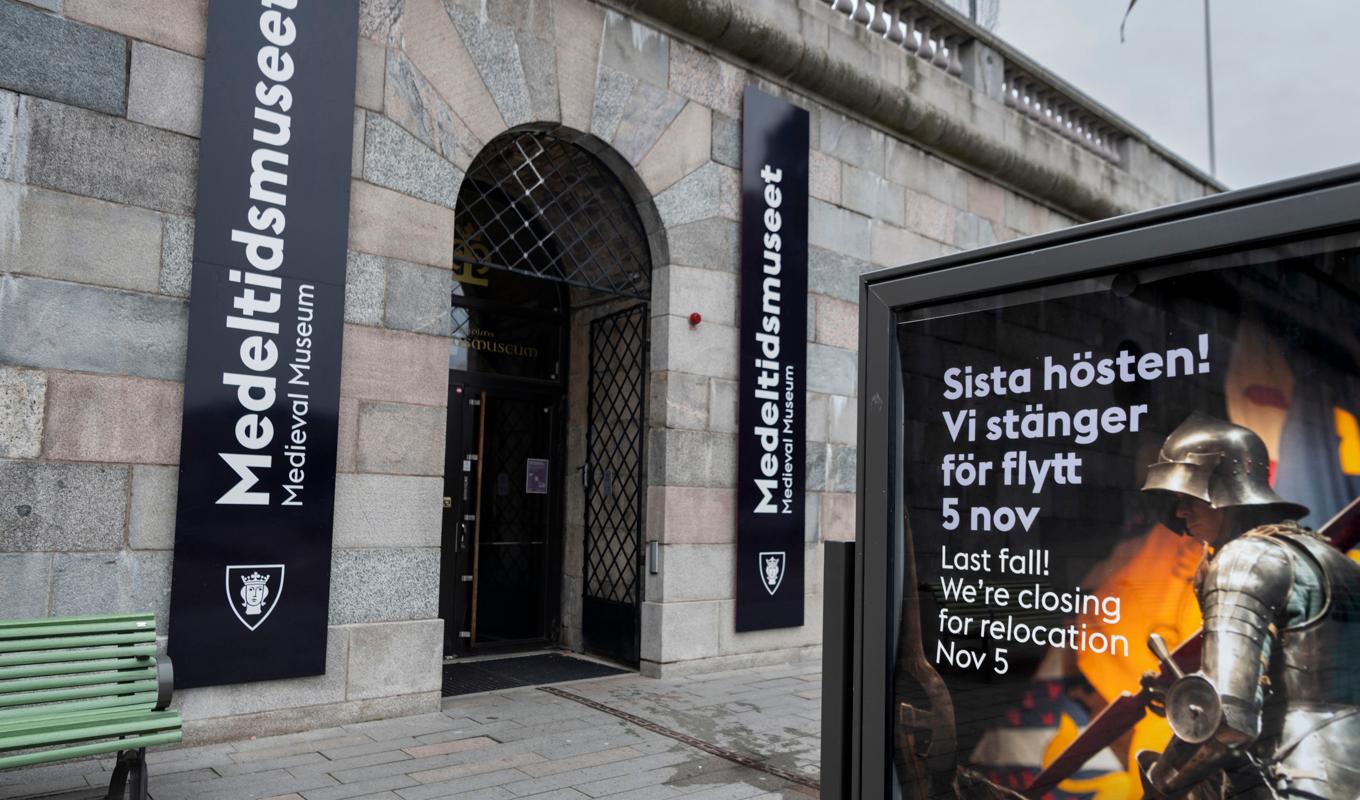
(105, 748, 148, 800)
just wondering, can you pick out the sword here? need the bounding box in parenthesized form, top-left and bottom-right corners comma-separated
(1022, 496, 1360, 798)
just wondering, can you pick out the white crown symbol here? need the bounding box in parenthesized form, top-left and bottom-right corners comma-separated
(240, 572, 271, 586)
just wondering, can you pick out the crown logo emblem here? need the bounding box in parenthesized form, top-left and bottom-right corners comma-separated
(758, 551, 787, 595)
(225, 564, 285, 631)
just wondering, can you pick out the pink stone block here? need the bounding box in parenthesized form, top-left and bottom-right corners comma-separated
(339, 325, 449, 408)
(44, 372, 182, 464)
(649, 485, 736, 544)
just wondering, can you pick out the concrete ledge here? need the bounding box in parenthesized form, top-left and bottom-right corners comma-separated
(641, 644, 822, 678)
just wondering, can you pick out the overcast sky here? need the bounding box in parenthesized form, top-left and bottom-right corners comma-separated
(989, 0, 1360, 189)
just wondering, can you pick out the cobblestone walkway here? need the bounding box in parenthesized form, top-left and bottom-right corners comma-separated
(0, 661, 821, 800)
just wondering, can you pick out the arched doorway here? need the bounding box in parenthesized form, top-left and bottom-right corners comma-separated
(440, 128, 659, 667)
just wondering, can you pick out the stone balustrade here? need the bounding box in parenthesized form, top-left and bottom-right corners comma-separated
(821, 0, 1134, 164)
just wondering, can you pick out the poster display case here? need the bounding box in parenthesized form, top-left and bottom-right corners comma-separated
(845, 166, 1360, 799)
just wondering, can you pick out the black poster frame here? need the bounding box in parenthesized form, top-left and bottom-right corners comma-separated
(167, 0, 360, 689)
(848, 165, 1360, 798)
(735, 86, 811, 632)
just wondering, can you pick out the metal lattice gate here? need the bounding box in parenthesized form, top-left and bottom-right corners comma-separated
(582, 304, 648, 664)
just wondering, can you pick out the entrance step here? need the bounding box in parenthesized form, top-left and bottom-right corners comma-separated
(440, 653, 628, 697)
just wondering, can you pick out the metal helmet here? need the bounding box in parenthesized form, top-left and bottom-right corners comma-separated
(1141, 412, 1308, 521)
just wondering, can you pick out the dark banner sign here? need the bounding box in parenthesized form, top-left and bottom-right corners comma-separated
(735, 87, 809, 631)
(168, 0, 360, 688)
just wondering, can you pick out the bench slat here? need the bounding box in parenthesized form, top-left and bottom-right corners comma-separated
(0, 631, 155, 655)
(0, 703, 160, 736)
(0, 657, 153, 682)
(0, 613, 154, 630)
(0, 667, 157, 696)
(0, 645, 157, 668)
(0, 729, 182, 771)
(0, 710, 179, 751)
(0, 691, 158, 721)
(0, 618, 156, 640)
(0, 679, 158, 709)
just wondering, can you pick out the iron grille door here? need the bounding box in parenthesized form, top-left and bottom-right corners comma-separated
(582, 304, 648, 664)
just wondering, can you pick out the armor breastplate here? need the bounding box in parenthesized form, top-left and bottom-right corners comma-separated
(1271, 530, 1360, 708)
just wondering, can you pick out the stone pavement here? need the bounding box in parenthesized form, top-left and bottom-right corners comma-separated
(0, 661, 822, 800)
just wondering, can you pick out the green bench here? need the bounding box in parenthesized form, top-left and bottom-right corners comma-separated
(0, 612, 181, 799)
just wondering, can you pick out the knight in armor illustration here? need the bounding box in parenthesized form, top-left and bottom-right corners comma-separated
(1136, 413, 1360, 798)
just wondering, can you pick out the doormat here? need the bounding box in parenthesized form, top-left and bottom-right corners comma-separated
(441, 653, 628, 696)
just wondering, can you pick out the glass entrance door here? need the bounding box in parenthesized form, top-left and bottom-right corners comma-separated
(441, 382, 561, 656)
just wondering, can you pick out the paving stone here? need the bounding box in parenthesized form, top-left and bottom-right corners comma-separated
(160, 214, 194, 297)
(128, 42, 204, 137)
(600, 10, 669, 89)
(443, 1, 532, 127)
(0, 1, 127, 115)
(50, 550, 172, 620)
(24, 97, 198, 214)
(0, 552, 50, 617)
(65, 0, 207, 56)
(42, 371, 182, 465)
(363, 113, 462, 209)
(333, 473, 442, 549)
(0, 365, 44, 459)
(0, 181, 163, 293)
(0, 459, 127, 552)
(384, 259, 452, 337)
(129, 464, 178, 550)
(345, 251, 388, 327)
(0, 276, 187, 379)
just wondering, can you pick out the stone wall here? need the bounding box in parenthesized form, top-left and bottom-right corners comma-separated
(0, 0, 1217, 738)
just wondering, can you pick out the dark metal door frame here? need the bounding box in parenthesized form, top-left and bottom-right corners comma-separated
(441, 377, 566, 657)
(581, 303, 649, 665)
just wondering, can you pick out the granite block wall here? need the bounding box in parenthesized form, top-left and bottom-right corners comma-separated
(0, 0, 1217, 736)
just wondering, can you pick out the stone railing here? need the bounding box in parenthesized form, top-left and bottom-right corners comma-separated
(822, 0, 1129, 164)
